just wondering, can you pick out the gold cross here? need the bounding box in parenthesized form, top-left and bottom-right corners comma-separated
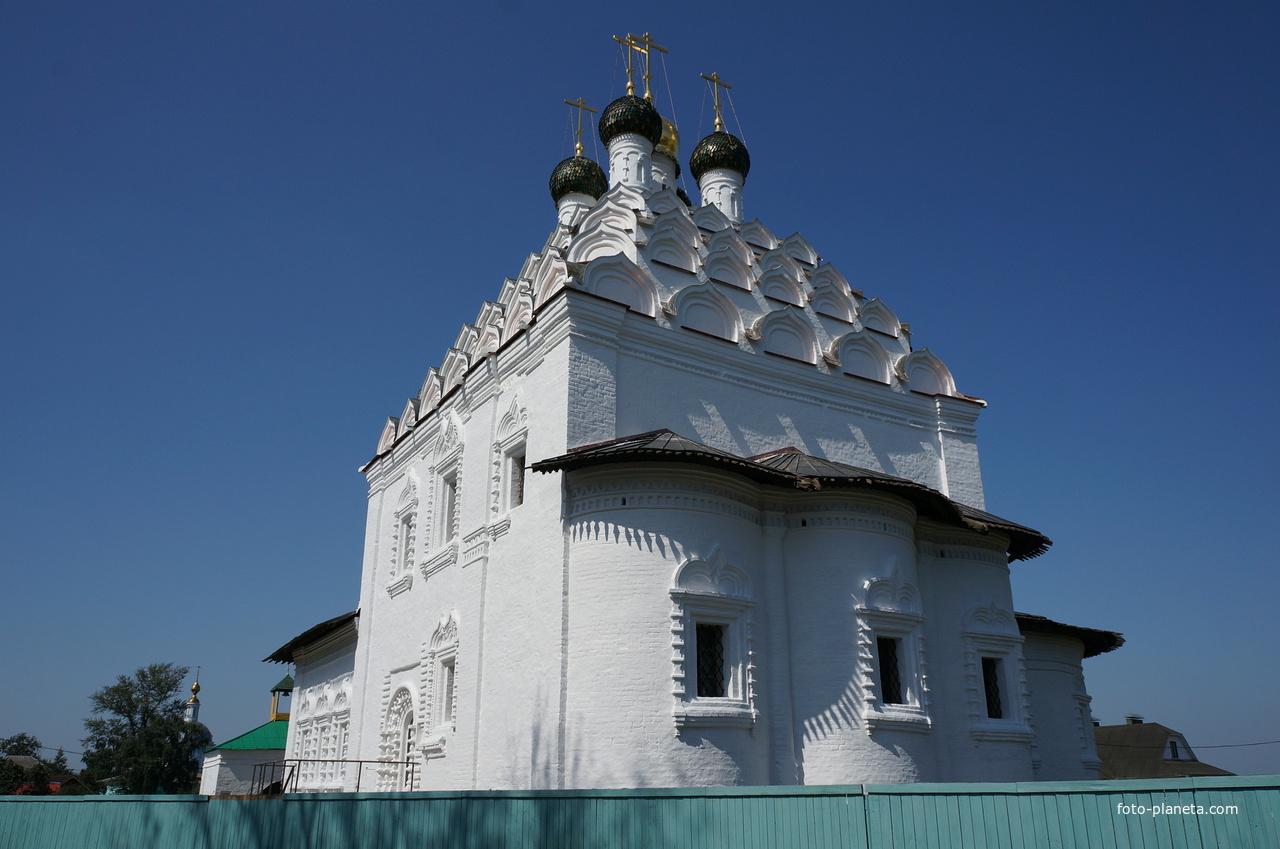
(614, 32, 667, 100)
(563, 97, 598, 157)
(700, 72, 732, 132)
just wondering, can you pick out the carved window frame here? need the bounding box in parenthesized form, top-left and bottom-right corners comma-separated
(962, 604, 1034, 742)
(856, 571, 931, 733)
(669, 549, 756, 729)
(378, 687, 418, 790)
(387, 483, 417, 598)
(419, 611, 459, 760)
(493, 428, 528, 519)
(422, 437, 463, 578)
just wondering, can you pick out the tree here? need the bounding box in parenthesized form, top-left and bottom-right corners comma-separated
(81, 663, 209, 794)
(0, 733, 43, 758)
(0, 734, 52, 795)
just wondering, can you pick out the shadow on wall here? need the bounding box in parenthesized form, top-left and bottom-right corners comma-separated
(510, 685, 719, 791)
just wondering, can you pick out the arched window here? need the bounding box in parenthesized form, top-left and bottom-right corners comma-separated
(401, 711, 416, 789)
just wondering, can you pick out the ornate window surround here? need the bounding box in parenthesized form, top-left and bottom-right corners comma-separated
(419, 611, 459, 760)
(669, 547, 756, 729)
(387, 480, 417, 598)
(856, 569, 931, 733)
(422, 419, 463, 579)
(962, 602, 1034, 742)
(490, 395, 528, 525)
(378, 687, 418, 790)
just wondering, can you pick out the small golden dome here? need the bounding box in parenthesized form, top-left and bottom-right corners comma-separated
(656, 118, 680, 159)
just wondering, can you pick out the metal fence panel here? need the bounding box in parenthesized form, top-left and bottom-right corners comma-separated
(3, 776, 1278, 849)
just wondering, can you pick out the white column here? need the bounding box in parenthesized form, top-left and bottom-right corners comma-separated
(651, 153, 677, 190)
(607, 133, 654, 191)
(556, 193, 595, 229)
(698, 168, 745, 224)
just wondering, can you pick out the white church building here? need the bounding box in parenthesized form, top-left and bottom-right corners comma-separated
(266, 57, 1122, 792)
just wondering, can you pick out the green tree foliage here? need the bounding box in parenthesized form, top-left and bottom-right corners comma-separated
(81, 663, 209, 794)
(0, 733, 43, 757)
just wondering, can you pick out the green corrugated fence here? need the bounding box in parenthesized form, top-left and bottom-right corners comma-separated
(3, 775, 1278, 849)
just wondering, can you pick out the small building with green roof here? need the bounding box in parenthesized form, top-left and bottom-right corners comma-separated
(197, 676, 293, 796)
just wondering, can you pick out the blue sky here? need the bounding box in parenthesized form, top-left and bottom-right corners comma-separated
(2, 1, 1277, 776)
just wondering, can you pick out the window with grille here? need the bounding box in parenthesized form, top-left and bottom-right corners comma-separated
(695, 623, 727, 698)
(877, 637, 904, 705)
(982, 657, 1003, 719)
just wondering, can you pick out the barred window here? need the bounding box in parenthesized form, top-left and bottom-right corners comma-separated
(695, 623, 727, 698)
(877, 637, 904, 705)
(982, 657, 1003, 719)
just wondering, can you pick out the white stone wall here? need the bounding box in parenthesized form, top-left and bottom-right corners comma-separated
(1022, 632, 1101, 780)
(199, 749, 282, 796)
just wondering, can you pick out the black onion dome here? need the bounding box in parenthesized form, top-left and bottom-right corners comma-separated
(689, 131, 751, 183)
(549, 156, 607, 205)
(598, 95, 663, 148)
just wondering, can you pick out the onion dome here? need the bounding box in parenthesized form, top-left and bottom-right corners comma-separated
(656, 118, 680, 161)
(598, 95, 663, 148)
(676, 186, 693, 208)
(690, 131, 751, 183)
(549, 156, 607, 205)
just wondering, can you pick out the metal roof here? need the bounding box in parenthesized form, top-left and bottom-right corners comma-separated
(265, 610, 358, 664)
(533, 429, 1052, 561)
(1095, 722, 1236, 779)
(1014, 612, 1124, 657)
(207, 720, 288, 753)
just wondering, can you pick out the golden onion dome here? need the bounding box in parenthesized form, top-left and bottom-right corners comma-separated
(656, 118, 679, 160)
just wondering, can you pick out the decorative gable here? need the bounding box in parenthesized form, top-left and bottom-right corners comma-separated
(756, 308, 818, 364)
(739, 219, 778, 250)
(669, 282, 742, 343)
(860, 298, 901, 337)
(781, 232, 818, 266)
(833, 331, 892, 383)
(898, 348, 957, 397)
(704, 247, 752, 289)
(579, 253, 659, 317)
(692, 203, 732, 233)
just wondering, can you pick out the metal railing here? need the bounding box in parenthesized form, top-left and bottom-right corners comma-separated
(249, 758, 417, 795)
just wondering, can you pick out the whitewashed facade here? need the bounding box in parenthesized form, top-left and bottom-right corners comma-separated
(275, 91, 1120, 790)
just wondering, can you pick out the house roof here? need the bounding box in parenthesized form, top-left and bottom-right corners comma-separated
(265, 610, 358, 664)
(208, 719, 289, 752)
(1015, 612, 1124, 657)
(1094, 722, 1235, 779)
(532, 429, 1051, 561)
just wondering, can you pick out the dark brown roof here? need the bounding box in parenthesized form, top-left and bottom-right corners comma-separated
(532, 429, 1051, 561)
(1095, 722, 1235, 779)
(265, 610, 358, 664)
(1015, 612, 1125, 657)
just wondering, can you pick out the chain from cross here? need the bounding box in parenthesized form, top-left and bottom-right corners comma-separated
(700, 72, 732, 133)
(563, 97, 598, 157)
